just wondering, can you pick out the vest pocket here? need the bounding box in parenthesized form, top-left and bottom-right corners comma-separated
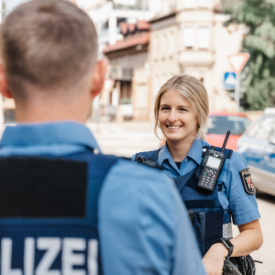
(188, 210, 195, 225)
(188, 211, 224, 256)
(205, 212, 223, 252)
(193, 212, 206, 255)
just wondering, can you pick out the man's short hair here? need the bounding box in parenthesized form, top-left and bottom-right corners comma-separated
(0, 0, 98, 98)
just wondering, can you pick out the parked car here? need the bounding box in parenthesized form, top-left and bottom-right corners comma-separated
(237, 114, 275, 196)
(206, 112, 251, 150)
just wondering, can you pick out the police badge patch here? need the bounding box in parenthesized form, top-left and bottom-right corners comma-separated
(239, 168, 256, 195)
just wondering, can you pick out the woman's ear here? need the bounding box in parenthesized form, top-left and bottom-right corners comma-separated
(0, 64, 13, 99)
(197, 123, 200, 133)
(90, 57, 108, 99)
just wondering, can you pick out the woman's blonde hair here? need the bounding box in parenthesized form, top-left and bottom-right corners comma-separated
(154, 75, 209, 140)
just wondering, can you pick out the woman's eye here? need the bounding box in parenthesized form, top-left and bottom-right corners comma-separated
(161, 107, 170, 110)
(179, 108, 187, 112)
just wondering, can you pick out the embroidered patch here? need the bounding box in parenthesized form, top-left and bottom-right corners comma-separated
(239, 168, 256, 195)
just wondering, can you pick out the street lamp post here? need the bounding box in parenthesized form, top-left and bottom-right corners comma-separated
(235, 74, 240, 113)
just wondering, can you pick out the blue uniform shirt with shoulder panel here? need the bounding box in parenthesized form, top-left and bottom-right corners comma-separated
(0, 122, 206, 275)
(133, 138, 260, 239)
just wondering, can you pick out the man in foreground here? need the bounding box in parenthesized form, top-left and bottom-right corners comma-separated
(0, 0, 206, 274)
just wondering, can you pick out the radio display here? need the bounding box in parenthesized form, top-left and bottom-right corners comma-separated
(206, 156, 221, 169)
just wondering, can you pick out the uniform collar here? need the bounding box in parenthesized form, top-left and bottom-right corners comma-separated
(158, 138, 209, 166)
(187, 138, 205, 165)
(0, 121, 100, 151)
(158, 144, 175, 167)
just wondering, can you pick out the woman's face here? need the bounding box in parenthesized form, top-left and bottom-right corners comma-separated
(158, 89, 198, 144)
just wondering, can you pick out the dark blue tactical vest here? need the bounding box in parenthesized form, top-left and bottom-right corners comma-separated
(0, 149, 119, 275)
(134, 146, 232, 256)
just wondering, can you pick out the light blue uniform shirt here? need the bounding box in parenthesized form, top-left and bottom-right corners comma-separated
(0, 121, 206, 275)
(133, 138, 260, 229)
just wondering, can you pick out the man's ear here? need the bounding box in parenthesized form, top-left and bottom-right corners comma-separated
(0, 64, 13, 99)
(90, 57, 108, 99)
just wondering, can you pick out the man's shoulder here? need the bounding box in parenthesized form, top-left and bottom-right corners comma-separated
(111, 158, 170, 180)
(100, 158, 180, 228)
(103, 158, 175, 198)
(132, 149, 160, 161)
(75, 151, 169, 185)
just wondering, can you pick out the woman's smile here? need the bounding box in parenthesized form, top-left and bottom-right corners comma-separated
(159, 90, 198, 143)
(166, 125, 183, 131)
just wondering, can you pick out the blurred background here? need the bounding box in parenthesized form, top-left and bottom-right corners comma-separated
(1, 0, 271, 125)
(2, 0, 275, 274)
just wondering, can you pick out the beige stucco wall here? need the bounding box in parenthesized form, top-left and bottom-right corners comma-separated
(177, 0, 215, 11)
(132, 66, 151, 121)
(176, 7, 215, 106)
(150, 24, 180, 119)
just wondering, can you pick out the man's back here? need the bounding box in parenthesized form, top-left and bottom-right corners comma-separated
(0, 0, 206, 274)
(0, 122, 205, 274)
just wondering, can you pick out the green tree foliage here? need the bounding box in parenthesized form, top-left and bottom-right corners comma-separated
(224, 0, 275, 110)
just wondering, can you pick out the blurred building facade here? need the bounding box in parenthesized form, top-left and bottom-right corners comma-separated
(87, 0, 245, 121)
(77, 0, 161, 121)
(0, 0, 244, 123)
(79, 0, 159, 51)
(103, 21, 151, 120)
(150, 0, 244, 116)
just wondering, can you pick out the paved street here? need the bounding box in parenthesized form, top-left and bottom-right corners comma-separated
(88, 121, 160, 158)
(88, 121, 275, 275)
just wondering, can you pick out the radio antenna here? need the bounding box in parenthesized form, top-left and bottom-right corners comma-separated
(221, 131, 231, 153)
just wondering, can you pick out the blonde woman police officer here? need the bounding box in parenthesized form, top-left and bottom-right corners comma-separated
(132, 75, 263, 275)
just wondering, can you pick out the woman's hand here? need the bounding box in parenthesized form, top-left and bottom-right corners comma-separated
(202, 243, 228, 275)
(203, 220, 263, 275)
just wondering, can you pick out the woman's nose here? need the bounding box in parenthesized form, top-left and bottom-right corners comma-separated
(168, 111, 177, 123)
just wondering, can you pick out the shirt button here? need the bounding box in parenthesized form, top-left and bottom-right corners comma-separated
(185, 158, 188, 162)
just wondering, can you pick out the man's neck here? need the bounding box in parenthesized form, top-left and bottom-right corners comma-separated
(14, 99, 89, 124)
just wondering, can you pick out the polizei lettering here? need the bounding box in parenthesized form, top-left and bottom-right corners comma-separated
(0, 238, 98, 275)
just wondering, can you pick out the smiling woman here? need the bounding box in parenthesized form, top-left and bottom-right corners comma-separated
(158, 90, 200, 160)
(132, 75, 263, 275)
(155, 76, 208, 142)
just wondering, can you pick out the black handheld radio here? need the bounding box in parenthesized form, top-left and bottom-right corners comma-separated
(198, 131, 231, 192)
